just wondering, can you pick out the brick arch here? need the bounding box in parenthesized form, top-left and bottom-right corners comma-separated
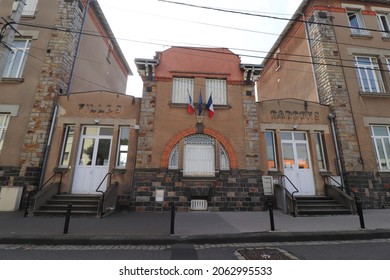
(160, 127, 238, 169)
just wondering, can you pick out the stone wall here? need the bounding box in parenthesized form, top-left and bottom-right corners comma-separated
(344, 172, 390, 209)
(242, 87, 260, 170)
(136, 81, 157, 169)
(130, 169, 264, 212)
(307, 11, 363, 172)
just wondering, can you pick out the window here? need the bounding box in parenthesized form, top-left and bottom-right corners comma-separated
(168, 143, 179, 169)
(22, 0, 38, 17)
(0, 114, 10, 153)
(347, 10, 369, 35)
(371, 125, 390, 170)
(377, 13, 390, 37)
(168, 134, 230, 176)
(206, 79, 227, 105)
(265, 131, 277, 170)
(3, 39, 31, 78)
(220, 146, 230, 170)
(172, 77, 194, 104)
(116, 127, 130, 168)
(354, 56, 385, 93)
(314, 132, 327, 171)
(59, 125, 74, 166)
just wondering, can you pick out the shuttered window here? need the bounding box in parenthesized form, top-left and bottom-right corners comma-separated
(22, 0, 38, 16)
(206, 79, 227, 105)
(172, 77, 194, 104)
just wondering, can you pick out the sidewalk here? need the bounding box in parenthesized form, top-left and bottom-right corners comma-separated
(0, 209, 390, 245)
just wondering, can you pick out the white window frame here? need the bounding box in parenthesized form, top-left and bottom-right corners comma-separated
(206, 79, 227, 105)
(59, 125, 75, 167)
(0, 114, 10, 153)
(167, 134, 230, 174)
(354, 56, 385, 93)
(347, 10, 370, 36)
(172, 77, 194, 104)
(314, 132, 327, 171)
(219, 146, 230, 171)
(116, 127, 130, 168)
(265, 131, 277, 170)
(371, 125, 390, 171)
(22, 0, 38, 17)
(377, 13, 390, 37)
(3, 39, 31, 78)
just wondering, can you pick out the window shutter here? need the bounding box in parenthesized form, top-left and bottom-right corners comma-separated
(172, 78, 194, 104)
(206, 79, 227, 105)
(22, 0, 38, 16)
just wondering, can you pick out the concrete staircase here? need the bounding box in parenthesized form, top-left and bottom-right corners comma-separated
(295, 196, 353, 216)
(33, 194, 101, 217)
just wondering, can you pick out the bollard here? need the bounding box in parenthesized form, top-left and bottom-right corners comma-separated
(63, 203, 72, 234)
(267, 198, 275, 231)
(356, 200, 365, 229)
(170, 203, 176, 235)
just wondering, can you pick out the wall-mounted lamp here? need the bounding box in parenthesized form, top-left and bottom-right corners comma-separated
(292, 124, 298, 130)
(94, 118, 100, 124)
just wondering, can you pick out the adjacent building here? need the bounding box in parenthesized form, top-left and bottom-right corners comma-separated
(258, 0, 390, 208)
(0, 0, 131, 209)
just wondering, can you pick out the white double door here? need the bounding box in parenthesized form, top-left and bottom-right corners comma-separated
(281, 131, 315, 196)
(72, 126, 113, 194)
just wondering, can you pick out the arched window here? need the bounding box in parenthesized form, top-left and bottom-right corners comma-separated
(167, 134, 230, 176)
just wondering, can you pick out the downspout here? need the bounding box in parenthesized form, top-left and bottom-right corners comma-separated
(66, 0, 92, 94)
(328, 113, 348, 194)
(37, 104, 59, 191)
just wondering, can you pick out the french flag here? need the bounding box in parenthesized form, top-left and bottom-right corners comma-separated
(187, 93, 195, 114)
(206, 94, 214, 118)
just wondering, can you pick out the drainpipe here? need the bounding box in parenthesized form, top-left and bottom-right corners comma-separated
(66, 0, 93, 94)
(328, 113, 349, 194)
(37, 104, 59, 191)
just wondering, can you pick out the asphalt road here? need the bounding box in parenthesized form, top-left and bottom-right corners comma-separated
(0, 239, 389, 260)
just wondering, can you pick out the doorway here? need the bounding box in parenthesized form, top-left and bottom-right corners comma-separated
(281, 131, 315, 195)
(72, 126, 113, 194)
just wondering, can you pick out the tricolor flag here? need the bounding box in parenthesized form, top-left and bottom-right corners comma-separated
(187, 92, 195, 114)
(206, 94, 214, 118)
(198, 90, 203, 116)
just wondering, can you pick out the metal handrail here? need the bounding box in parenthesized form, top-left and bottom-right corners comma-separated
(280, 174, 299, 217)
(24, 171, 64, 217)
(95, 172, 112, 218)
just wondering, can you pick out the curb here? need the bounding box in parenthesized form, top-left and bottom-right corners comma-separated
(1, 229, 390, 245)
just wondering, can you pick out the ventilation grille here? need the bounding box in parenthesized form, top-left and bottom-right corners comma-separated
(191, 199, 208, 211)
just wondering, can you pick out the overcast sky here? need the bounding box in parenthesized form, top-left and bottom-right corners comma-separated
(98, 0, 303, 97)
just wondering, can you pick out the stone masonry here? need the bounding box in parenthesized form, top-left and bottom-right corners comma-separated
(307, 11, 363, 172)
(12, 1, 84, 207)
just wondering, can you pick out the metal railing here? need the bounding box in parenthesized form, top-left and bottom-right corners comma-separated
(95, 172, 112, 218)
(24, 171, 64, 217)
(324, 175, 365, 228)
(280, 175, 299, 217)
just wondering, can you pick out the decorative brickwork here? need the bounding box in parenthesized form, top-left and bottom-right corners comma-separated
(308, 12, 363, 172)
(130, 169, 264, 212)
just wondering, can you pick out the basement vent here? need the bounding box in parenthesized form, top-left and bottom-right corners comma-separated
(191, 199, 208, 211)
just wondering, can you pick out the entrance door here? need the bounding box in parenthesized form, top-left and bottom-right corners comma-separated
(281, 131, 315, 195)
(72, 126, 113, 194)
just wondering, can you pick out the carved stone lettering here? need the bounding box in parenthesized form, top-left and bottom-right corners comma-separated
(269, 110, 321, 121)
(77, 103, 122, 114)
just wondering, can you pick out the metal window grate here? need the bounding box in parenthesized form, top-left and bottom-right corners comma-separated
(190, 199, 208, 211)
